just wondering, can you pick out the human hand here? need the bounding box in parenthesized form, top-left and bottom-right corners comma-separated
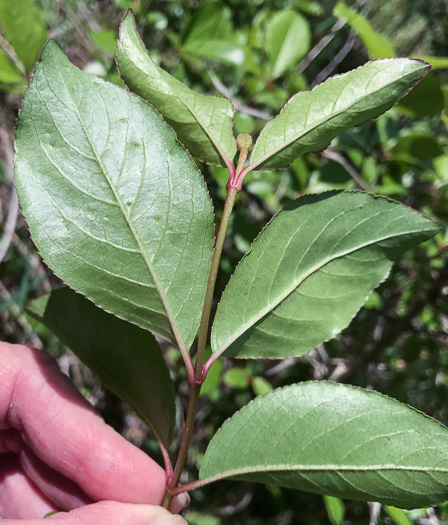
(0, 342, 188, 524)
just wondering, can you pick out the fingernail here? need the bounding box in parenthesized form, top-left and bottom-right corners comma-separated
(169, 491, 190, 514)
(153, 516, 187, 525)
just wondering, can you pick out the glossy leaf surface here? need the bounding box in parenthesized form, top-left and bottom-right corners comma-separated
(15, 41, 214, 351)
(211, 192, 438, 359)
(247, 58, 428, 172)
(266, 10, 310, 80)
(200, 382, 448, 508)
(0, 0, 47, 71)
(116, 11, 236, 168)
(27, 288, 176, 446)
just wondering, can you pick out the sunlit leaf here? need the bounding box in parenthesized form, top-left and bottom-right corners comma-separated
(0, 49, 24, 84)
(333, 2, 396, 59)
(324, 496, 345, 525)
(265, 10, 310, 80)
(0, 0, 47, 71)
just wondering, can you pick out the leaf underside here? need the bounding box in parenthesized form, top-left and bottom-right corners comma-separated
(211, 191, 438, 359)
(27, 288, 176, 447)
(248, 58, 429, 172)
(116, 11, 236, 168)
(14, 40, 214, 351)
(200, 382, 448, 509)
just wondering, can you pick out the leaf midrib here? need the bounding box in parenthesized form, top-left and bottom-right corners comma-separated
(199, 462, 448, 486)
(249, 63, 418, 170)
(53, 66, 186, 352)
(214, 226, 428, 355)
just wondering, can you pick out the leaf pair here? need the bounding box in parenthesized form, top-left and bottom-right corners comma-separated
(116, 12, 430, 177)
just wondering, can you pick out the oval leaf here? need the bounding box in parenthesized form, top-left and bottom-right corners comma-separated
(116, 11, 237, 169)
(211, 191, 438, 359)
(27, 288, 176, 447)
(15, 41, 214, 351)
(266, 10, 311, 80)
(200, 382, 448, 509)
(246, 58, 429, 172)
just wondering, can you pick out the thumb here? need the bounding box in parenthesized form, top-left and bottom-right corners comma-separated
(1, 501, 188, 525)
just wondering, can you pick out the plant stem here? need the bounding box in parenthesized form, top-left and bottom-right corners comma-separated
(161, 186, 239, 509)
(194, 186, 238, 381)
(161, 381, 201, 508)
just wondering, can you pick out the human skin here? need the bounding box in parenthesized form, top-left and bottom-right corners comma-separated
(0, 342, 187, 524)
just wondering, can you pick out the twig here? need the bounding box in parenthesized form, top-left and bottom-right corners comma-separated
(0, 34, 26, 77)
(311, 29, 357, 87)
(298, 0, 367, 75)
(209, 71, 272, 121)
(0, 127, 19, 263)
(369, 502, 381, 525)
(0, 279, 42, 348)
(321, 147, 371, 191)
(298, 17, 347, 74)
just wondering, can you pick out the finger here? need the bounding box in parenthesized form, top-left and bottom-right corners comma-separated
(0, 342, 166, 504)
(0, 453, 58, 519)
(1, 429, 92, 510)
(1, 501, 188, 525)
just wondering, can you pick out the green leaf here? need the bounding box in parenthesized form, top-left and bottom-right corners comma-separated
(116, 11, 236, 169)
(0, 49, 24, 84)
(333, 2, 396, 59)
(265, 10, 310, 80)
(384, 506, 413, 525)
(223, 368, 249, 389)
(91, 30, 117, 56)
(0, 0, 47, 71)
(181, 2, 232, 43)
(181, 40, 244, 67)
(252, 376, 272, 396)
(246, 58, 428, 172)
(27, 288, 176, 446)
(399, 76, 445, 118)
(412, 55, 448, 70)
(324, 496, 345, 525)
(211, 191, 438, 359)
(14, 41, 214, 352)
(200, 381, 448, 509)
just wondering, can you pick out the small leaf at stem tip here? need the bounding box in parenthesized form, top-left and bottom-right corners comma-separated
(237, 132, 253, 152)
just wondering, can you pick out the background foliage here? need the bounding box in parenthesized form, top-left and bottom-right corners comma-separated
(0, 1, 447, 523)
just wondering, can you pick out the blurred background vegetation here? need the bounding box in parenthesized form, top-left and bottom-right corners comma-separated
(1, 1, 447, 524)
